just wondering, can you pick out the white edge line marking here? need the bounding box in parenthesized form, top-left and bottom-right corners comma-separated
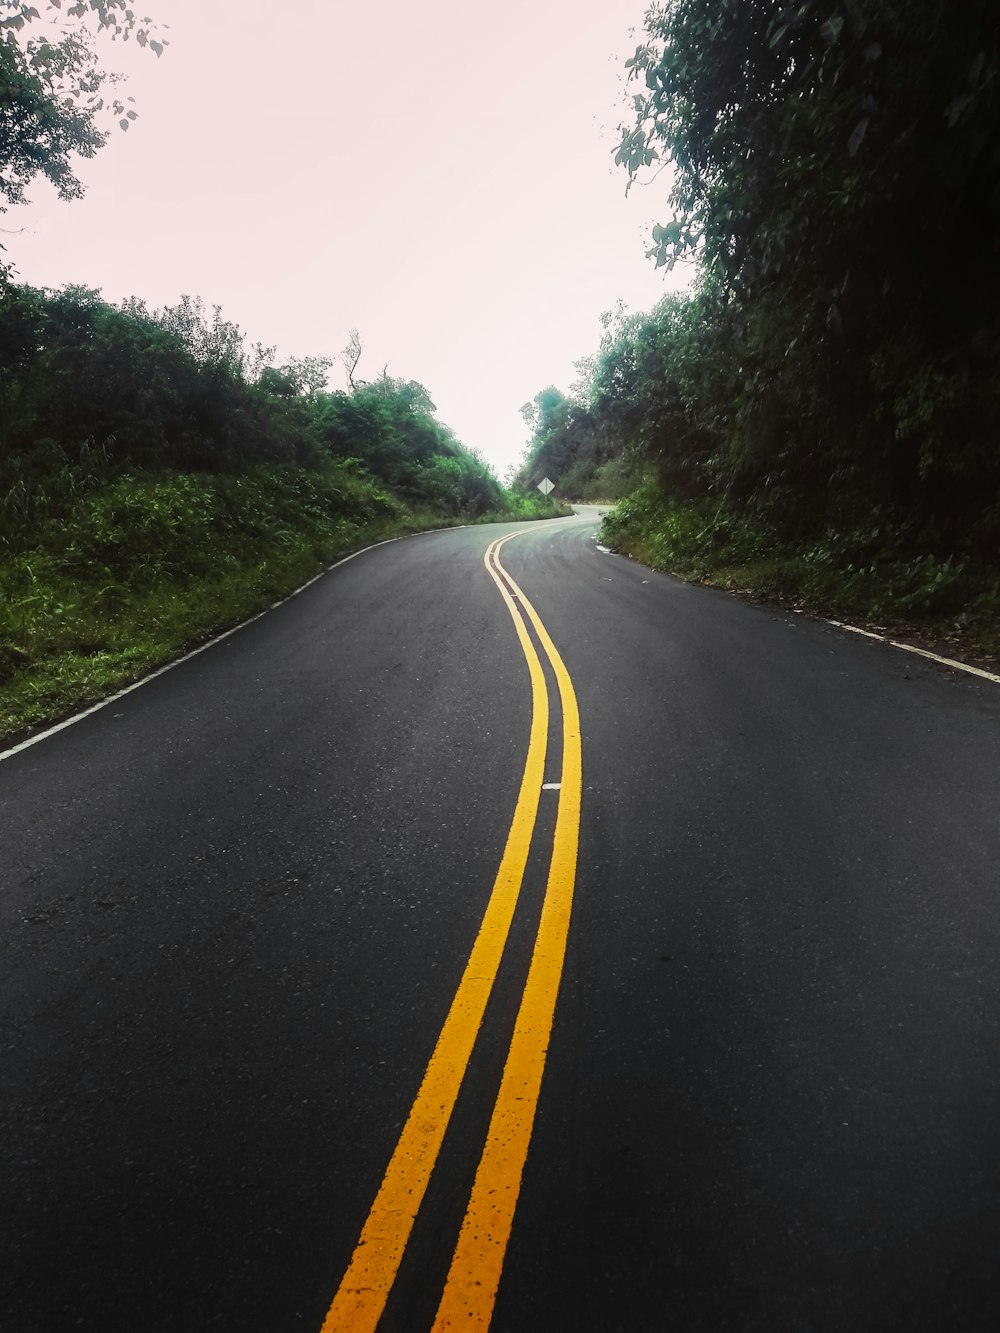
(825, 618, 1000, 684)
(599, 544, 1000, 688)
(0, 528, 463, 765)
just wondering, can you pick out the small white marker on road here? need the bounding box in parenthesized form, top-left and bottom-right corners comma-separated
(542, 782, 562, 791)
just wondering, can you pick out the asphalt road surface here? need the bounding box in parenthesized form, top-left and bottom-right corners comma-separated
(3, 508, 999, 1332)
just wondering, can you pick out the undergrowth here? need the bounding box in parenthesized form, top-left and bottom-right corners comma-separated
(0, 458, 579, 743)
(0, 460, 459, 742)
(478, 492, 573, 522)
(601, 484, 1000, 666)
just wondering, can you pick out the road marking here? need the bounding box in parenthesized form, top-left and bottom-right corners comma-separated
(320, 533, 552, 1332)
(595, 550, 999, 687)
(432, 534, 582, 1328)
(0, 530, 465, 766)
(825, 619, 1000, 684)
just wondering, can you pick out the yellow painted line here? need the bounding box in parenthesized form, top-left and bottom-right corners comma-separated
(320, 536, 550, 1332)
(433, 531, 583, 1329)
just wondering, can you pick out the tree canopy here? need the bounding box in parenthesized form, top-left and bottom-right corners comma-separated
(0, 0, 164, 260)
(0, 282, 506, 520)
(620, 0, 999, 302)
(517, 0, 1000, 559)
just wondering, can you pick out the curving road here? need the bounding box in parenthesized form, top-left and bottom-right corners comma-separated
(3, 508, 1000, 1332)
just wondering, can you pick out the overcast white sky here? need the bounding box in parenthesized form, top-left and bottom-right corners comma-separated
(7, 0, 687, 478)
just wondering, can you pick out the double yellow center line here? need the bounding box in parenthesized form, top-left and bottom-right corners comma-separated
(321, 528, 582, 1331)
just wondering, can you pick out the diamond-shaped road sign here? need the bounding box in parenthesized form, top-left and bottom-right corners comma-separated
(537, 477, 555, 495)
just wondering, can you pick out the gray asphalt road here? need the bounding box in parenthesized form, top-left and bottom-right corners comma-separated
(3, 512, 999, 1332)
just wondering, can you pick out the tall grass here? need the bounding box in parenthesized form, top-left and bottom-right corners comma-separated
(602, 485, 1000, 661)
(0, 460, 444, 740)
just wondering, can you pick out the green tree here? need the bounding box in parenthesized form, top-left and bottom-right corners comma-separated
(613, 0, 1000, 549)
(278, 355, 332, 399)
(620, 1, 999, 294)
(0, 1, 164, 273)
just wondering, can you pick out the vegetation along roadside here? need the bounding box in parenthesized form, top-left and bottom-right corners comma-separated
(511, 0, 1000, 674)
(0, 285, 566, 746)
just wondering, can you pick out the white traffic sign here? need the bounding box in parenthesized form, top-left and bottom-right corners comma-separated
(537, 477, 555, 495)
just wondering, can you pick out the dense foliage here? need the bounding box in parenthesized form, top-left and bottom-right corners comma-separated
(0, 283, 527, 737)
(0, 283, 506, 537)
(518, 0, 1000, 600)
(0, 1, 163, 269)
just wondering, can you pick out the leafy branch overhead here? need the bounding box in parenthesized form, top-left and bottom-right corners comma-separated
(0, 0, 166, 225)
(619, 0, 999, 290)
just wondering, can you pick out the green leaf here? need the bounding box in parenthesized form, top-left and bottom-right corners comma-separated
(652, 220, 683, 246)
(820, 15, 844, 43)
(847, 117, 868, 157)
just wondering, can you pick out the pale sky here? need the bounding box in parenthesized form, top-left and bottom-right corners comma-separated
(6, 0, 687, 479)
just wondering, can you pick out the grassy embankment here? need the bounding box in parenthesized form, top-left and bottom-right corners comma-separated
(601, 484, 1000, 668)
(0, 462, 568, 744)
(0, 283, 574, 744)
